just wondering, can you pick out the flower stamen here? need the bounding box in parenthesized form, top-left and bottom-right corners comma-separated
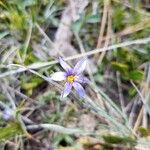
(67, 75, 75, 83)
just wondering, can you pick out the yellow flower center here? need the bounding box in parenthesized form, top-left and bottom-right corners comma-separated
(67, 75, 75, 83)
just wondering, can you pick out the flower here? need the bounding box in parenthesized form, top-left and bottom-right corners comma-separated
(51, 57, 89, 98)
(2, 109, 13, 120)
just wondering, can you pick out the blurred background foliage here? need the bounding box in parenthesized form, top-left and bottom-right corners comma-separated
(0, 0, 150, 149)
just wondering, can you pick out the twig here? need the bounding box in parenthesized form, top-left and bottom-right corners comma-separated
(97, 18, 150, 45)
(97, 2, 112, 64)
(96, 0, 109, 49)
(133, 106, 143, 132)
(130, 80, 150, 115)
(1, 36, 150, 78)
(142, 64, 150, 128)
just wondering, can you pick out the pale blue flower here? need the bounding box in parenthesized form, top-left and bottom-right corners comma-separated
(2, 109, 13, 120)
(51, 57, 89, 98)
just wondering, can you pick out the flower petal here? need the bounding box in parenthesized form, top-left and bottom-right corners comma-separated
(75, 75, 89, 83)
(61, 82, 72, 98)
(59, 57, 72, 72)
(51, 72, 66, 81)
(73, 59, 86, 74)
(73, 82, 85, 98)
